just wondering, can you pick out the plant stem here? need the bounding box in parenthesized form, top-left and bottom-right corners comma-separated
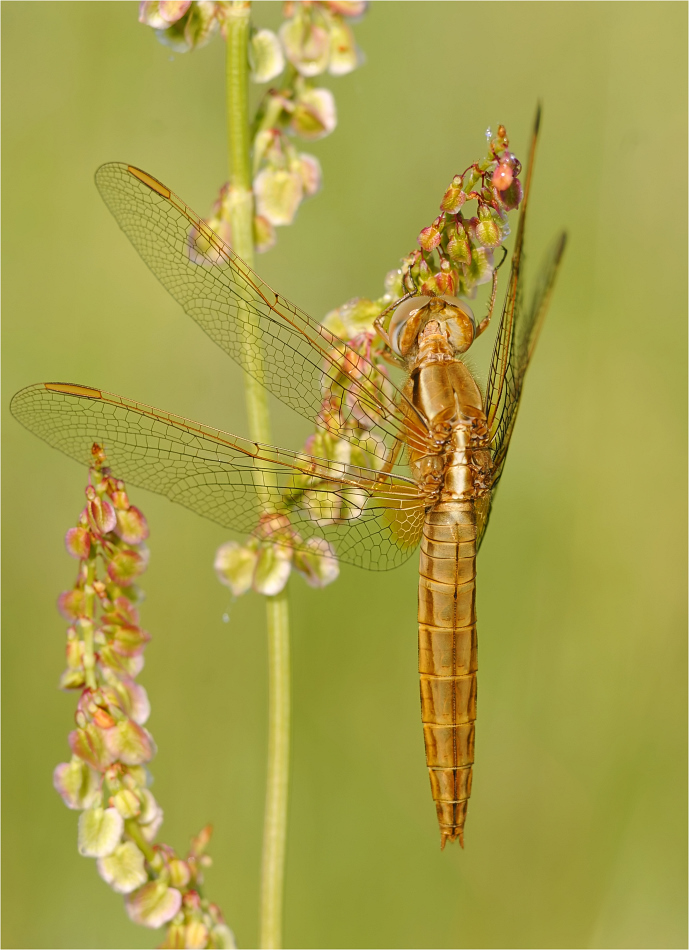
(260, 590, 290, 950)
(225, 6, 291, 947)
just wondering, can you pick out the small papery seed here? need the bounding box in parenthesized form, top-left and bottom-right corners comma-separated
(65, 526, 91, 560)
(107, 549, 147, 587)
(58, 589, 86, 621)
(492, 163, 513, 191)
(115, 506, 149, 544)
(418, 226, 441, 252)
(440, 181, 465, 214)
(87, 496, 117, 535)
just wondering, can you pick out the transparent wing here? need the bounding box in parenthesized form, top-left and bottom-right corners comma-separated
(479, 108, 567, 550)
(11, 383, 427, 571)
(95, 163, 430, 462)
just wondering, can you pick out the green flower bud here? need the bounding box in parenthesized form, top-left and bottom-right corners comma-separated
(214, 541, 258, 597)
(254, 167, 303, 226)
(328, 17, 359, 75)
(103, 719, 156, 766)
(249, 28, 285, 83)
(253, 543, 293, 596)
(185, 919, 209, 948)
(418, 224, 442, 252)
(474, 205, 502, 247)
(440, 175, 465, 213)
(97, 840, 148, 894)
(126, 880, 182, 929)
(112, 788, 141, 819)
(290, 87, 337, 140)
(280, 16, 330, 77)
(53, 757, 101, 810)
(78, 805, 123, 857)
(293, 538, 339, 588)
(169, 857, 192, 888)
(446, 221, 471, 265)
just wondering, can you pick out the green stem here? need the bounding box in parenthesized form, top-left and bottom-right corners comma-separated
(260, 589, 290, 950)
(225, 7, 291, 947)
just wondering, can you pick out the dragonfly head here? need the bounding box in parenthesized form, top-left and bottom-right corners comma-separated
(388, 295, 476, 358)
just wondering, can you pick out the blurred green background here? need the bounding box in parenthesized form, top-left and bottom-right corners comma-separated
(3, 2, 686, 948)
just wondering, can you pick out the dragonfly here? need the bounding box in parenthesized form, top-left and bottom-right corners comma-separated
(11, 109, 565, 849)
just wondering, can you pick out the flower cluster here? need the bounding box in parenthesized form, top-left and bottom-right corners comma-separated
(53, 445, 234, 949)
(325, 124, 524, 347)
(215, 513, 338, 596)
(139, 0, 368, 252)
(404, 124, 523, 299)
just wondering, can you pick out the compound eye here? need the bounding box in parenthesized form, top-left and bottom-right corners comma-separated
(438, 297, 476, 353)
(388, 295, 432, 356)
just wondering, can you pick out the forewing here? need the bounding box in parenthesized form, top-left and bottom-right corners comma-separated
(479, 109, 567, 550)
(95, 163, 429, 462)
(11, 383, 427, 570)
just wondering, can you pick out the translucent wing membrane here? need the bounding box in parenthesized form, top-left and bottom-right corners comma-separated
(11, 383, 427, 570)
(95, 163, 430, 462)
(479, 108, 567, 549)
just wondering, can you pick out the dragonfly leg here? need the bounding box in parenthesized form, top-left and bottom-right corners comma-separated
(475, 267, 499, 339)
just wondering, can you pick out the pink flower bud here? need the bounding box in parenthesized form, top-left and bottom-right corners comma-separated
(110, 489, 129, 510)
(87, 495, 117, 535)
(190, 823, 213, 856)
(183, 889, 202, 910)
(434, 268, 458, 296)
(126, 880, 182, 929)
(107, 622, 151, 657)
(104, 719, 156, 766)
(57, 589, 86, 620)
(418, 225, 441, 252)
(69, 724, 113, 771)
(92, 707, 117, 730)
(114, 676, 151, 725)
(492, 163, 513, 191)
(65, 527, 91, 559)
(499, 176, 523, 211)
(139, 0, 191, 29)
(114, 506, 149, 544)
(107, 548, 148, 587)
(97, 840, 148, 894)
(325, 0, 369, 15)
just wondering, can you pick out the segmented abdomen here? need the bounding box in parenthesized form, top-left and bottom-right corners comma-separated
(418, 501, 477, 848)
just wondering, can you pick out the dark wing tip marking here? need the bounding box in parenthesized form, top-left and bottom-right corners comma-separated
(45, 383, 103, 399)
(126, 165, 171, 199)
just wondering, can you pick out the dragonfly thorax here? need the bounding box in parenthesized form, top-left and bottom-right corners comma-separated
(388, 294, 476, 359)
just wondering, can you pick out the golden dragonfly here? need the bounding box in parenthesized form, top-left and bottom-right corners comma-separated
(11, 111, 565, 849)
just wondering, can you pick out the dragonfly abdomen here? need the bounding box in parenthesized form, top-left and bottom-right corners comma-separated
(418, 501, 477, 849)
